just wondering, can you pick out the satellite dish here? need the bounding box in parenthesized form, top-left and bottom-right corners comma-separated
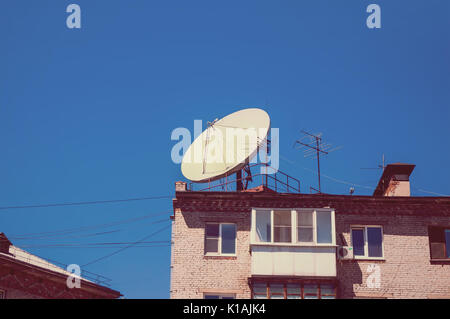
(181, 108, 270, 183)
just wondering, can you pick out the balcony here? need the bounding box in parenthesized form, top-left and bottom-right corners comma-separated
(250, 208, 337, 278)
(251, 245, 336, 277)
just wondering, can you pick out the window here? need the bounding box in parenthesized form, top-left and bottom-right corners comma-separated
(351, 226, 383, 258)
(255, 210, 271, 242)
(351, 228, 364, 256)
(317, 211, 332, 244)
(252, 283, 268, 299)
(252, 209, 335, 245)
(428, 226, 450, 260)
(274, 211, 291, 243)
(320, 284, 337, 299)
(205, 223, 236, 255)
(251, 282, 336, 299)
(286, 284, 301, 299)
(204, 293, 235, 299)
(297, 211, 313, 243)
(304, 284, 319, 299)
(447, 230, 450, 258)
(269, 283, 285, 299)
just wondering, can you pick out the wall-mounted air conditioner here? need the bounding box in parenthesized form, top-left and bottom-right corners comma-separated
(337, 246, 354, 260)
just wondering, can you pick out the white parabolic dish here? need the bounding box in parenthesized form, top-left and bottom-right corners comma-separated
(181, 108, 270, 183)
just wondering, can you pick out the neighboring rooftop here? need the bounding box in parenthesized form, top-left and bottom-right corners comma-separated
(0, 232, 121, 299)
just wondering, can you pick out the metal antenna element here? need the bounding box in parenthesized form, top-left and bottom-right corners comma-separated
(294, 130, 340, 193)
(359, 154, 387, 194)
(360, 154, 386, 171)
(202, 119, 218, 174)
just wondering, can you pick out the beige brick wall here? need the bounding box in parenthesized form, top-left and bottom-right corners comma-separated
(170, 209, 252, 299)
(336, 214, 450, 299)
(170, 206, 450, 299)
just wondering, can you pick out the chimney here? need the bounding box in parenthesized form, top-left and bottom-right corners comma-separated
(175, 181, 187, 192)
(373, 163, 415, 197)
(0, 233, 12, 254)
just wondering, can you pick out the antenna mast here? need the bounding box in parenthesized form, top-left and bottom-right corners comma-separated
(294, 130, 339, 193)
(360, 154, 387, 171)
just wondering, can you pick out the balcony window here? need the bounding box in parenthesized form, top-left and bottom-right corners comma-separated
(252, 209, 335, 245)
(297, 211, 313, 243)
(320, 284, 336, 299)
(286, 284, 301, 299)
(274, 211, 291, 243)
(204, 294, 235, 299)
(251, 282, 336, 299)
(317, 211, 332, 244)
(269, 283, 285, 299)
(255, 210, 271, 243)
(304, 284, 319, 299)
(252, 283, 268, 299)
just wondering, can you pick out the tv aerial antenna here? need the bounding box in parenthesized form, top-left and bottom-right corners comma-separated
(294, 130, 341, 193)
(359, 154, 388, 194)
(360, 154, 386, 171)
(202, 119, 219, 174)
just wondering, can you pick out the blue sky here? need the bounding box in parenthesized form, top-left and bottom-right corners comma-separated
(0, 1, 449, 298)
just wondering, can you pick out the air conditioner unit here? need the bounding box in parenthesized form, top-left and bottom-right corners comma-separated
(337, 246, 354, 260)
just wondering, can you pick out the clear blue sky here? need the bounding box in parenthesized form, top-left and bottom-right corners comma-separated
(0, 0, 449, 298)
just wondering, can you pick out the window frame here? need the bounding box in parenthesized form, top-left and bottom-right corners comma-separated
(250, 281, 337, 299)
(446, 229, 450, 259)
(204, 222, 237, 256)
(428, 226, 450, 260)
(203, 293, 236, 299)
(273, 210, 293, 243)
(296, 210, 315, 244)
(350, 225, 384, 260)
(251, 208, 336, 247)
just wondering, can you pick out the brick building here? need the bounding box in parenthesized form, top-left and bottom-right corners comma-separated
(170, 163, 450, 299)
(0, 233, 121, 299)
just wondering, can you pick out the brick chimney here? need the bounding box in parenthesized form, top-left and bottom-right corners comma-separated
(0, 233, 12, 254)
(373, 163, 415, 197)
(175, 181, 187, 192)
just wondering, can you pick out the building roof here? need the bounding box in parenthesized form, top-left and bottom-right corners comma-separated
(173, 187, 450, 216)
(0, 232, 85, 279)
(0, 232, 121, 298)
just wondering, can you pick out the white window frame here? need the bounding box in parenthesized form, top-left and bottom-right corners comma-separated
(205, 222, 237, 256)
(350, 225, 384, 260)
(203, 293, 236, 299)
(251, 208, 336, 247)
(272, 209, 294, 243)
(296, 209, 315, 244)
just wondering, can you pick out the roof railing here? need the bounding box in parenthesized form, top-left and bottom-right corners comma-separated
(188, 163, 301, 193)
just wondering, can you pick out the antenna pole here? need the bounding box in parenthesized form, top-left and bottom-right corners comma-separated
(294, 131, 336, 194)
(202, 119, 218, 174)
(316, 137, 321, 193)
(236, 170, 243, 191)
